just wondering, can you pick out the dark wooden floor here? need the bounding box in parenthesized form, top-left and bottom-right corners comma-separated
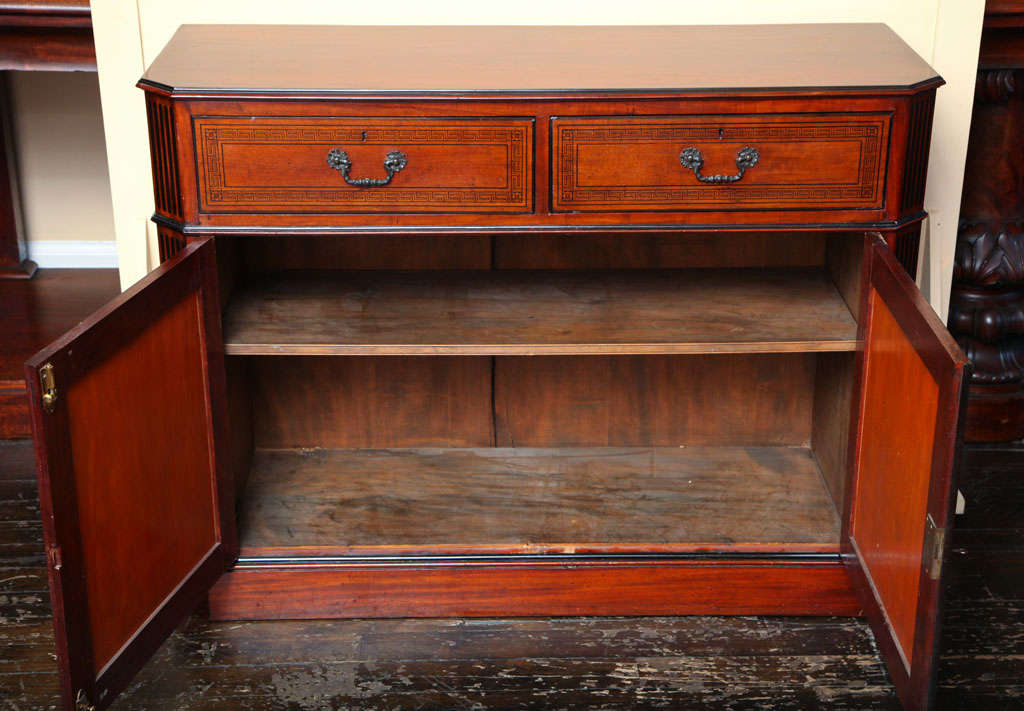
(0, 439, 1021, 710)
(0, 268, 120, 437)
(0, 268, 120, 382)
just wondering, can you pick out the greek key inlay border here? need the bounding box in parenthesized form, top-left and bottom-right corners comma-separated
(195, 119, 533, 213)
(552, 118, 888, 212)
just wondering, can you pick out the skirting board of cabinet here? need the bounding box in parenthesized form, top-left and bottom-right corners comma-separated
(206, 559, 863, 620)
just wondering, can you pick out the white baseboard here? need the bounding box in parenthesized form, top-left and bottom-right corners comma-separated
(26, 240, 118, 268)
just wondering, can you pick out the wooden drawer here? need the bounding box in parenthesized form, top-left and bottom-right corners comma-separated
(194, 117, 533, 214)
(551, 114, 890, 213)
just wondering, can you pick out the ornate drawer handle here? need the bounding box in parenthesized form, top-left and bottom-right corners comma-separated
(327, 148, 407, 186)
(679, 146, 760, 183)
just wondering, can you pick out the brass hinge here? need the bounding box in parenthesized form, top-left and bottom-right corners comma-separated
(39, 363, 57, 414)
(48, 544, 62, 571)
(75, 689, 96, 711)
(925, 514, 946, 580)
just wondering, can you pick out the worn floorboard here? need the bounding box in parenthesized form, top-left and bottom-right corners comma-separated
(936, 445, 1024, 709)
(0, 439, 1020, 710)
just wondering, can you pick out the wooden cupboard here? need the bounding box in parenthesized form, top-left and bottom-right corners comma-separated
(25, 25, 966, 711)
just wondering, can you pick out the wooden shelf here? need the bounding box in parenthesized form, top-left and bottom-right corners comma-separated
(223, 269, 858, 356)
(237, 446, 841, 556)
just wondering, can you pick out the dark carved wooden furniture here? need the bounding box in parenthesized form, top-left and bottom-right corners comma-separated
(0, 0, 95, 278)
(24, 25, 966, 711)
(0, 1, 97, 437)
(949, 1, 1024, 441)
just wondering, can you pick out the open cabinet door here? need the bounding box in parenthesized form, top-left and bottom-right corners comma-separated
(24, 239, 235, 711)
(844, 235, 968, 710)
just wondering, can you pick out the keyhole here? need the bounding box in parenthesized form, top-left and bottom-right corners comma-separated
(361, 131, 368, 142)
(718, 127, 724, 140)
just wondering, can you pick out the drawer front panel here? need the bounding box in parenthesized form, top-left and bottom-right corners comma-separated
(194, 117, 533, 214)
(551, 114, 890, 213)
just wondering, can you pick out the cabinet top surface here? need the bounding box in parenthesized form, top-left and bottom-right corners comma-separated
(140, 23, 940, 96)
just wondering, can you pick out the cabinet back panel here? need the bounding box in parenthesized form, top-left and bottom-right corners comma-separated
(231, 233, 826, 275)
(493, 233, 825, 269)
(496, 355, 815, 447)
(248, 353, 815, 449)
(240, 235, 493, 273)
(249, 356, 494, 448)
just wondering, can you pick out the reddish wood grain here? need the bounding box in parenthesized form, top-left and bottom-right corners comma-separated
(0, 269, 120, 383)
(842, 236, 968, 711)
(0, 381, 29, 437)
(208, 559, 862, 621)
(146, 93, 183, 223)
(0, 268, 119, 435)
(851, 294, 940, 669)
(24, 241, 234, 711)
(141, 25, 938, 95)
(66, 294, 218, 673)
(194, 117, 533, 214)
(0, 2, 93, 70)
(117, 25, 954, 708)
(0, 26, 93, 71)
(160, 93, 930, 231)
(552, 114, 889, 213)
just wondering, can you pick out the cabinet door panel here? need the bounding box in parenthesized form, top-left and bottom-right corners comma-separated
(24, 239, 234, 711)
(844, 235, 968, 710)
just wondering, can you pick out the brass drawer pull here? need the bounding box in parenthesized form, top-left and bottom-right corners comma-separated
(327, 148, 407, 186)
(679, 146, 760, 183)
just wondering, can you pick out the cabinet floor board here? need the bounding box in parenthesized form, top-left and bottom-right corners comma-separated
(223, 269, 859, 356)
(237, 446, 841, 554)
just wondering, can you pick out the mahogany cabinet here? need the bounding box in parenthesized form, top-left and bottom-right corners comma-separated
(25, 25, 966, 711)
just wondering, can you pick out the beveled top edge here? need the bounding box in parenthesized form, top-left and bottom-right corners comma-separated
(0, 1, 90, 15)
(141, 24, 941, 96)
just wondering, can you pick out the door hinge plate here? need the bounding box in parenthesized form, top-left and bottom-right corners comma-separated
(925, 513, 946, 580)
(39, 363, 57, 414)
(48, 544, 62, 571)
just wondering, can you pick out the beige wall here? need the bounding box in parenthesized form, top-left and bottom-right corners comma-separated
(92, 0, 984, 317)
(10, 71, 115, 254)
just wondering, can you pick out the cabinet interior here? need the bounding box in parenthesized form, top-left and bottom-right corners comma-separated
(215, 232, 865, 558)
